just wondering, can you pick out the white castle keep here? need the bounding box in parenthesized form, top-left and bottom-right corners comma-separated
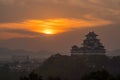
(71, 32, 106, 56)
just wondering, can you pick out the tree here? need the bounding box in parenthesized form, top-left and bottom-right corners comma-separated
(20, 72, 42, 80)
(47, 76, 61, 80)
(81, 69, 115, 80)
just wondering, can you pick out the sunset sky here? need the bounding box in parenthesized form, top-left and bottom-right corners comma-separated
(0, 0, 120, 54)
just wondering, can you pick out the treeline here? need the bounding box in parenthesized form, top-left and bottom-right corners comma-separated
(20, 69, 120, 80)
(20, 72, 62, 80)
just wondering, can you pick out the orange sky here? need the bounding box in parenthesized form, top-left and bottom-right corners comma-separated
(0, 18, 111, 39)
(0, 0, 119, 38)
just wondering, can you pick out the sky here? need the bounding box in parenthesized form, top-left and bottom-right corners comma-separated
(0, 0, 120, 54)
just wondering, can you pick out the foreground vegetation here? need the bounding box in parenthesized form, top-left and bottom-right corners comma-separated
(20, 69, 120, 80)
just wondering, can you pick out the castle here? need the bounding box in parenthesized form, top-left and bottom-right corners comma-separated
(71, 32, 106, 55)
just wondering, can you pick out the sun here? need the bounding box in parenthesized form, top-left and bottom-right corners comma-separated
(45, 31, 52, 34)
(42, 29, 54, 35)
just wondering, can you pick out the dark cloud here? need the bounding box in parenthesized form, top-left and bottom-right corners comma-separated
(0, 0, 120, 23)
(0, 28, 41, 36)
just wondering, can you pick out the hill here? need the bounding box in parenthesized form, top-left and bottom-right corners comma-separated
(36, 54, 120, 80)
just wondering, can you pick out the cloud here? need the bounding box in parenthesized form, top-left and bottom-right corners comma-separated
(0, 0, 120, 23)
(0, 17, 112, 39)
(0, 0, 15, 5)
(0, 28, 42, 39)
(0, 28, 40, 35)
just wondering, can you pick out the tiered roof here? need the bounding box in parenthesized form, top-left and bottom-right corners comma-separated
(71, 32, 106, 55)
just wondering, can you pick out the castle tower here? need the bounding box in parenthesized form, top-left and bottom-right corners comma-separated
(71, 32, 106, 56)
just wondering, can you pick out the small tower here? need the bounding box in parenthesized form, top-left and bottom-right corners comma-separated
(71, 32, 106, 56)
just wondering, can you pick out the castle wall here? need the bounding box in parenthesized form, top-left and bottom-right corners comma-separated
(71, 53, 105, 56)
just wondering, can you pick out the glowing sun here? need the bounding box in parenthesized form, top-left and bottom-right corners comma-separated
(42, 29, 55, 35)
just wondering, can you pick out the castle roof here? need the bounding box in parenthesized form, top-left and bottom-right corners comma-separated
(72, 45, 78, 49)
(86, 31, 98, 37)
(71, 32, 106, 55)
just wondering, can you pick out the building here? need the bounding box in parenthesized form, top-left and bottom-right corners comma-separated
(71, 32, 106, 55)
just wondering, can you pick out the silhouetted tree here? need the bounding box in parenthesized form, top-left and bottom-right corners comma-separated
(20, 72, 42, 80)
(20, 77, 29, 80)
(115, 74, 120, 80)
(81, 69, 115, 80)
(47, 76, 61, 80)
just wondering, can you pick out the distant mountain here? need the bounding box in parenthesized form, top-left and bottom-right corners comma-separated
(0, 47, 52, 61)
(0, 48, 12, 55)
(0, 48, 34, 56)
